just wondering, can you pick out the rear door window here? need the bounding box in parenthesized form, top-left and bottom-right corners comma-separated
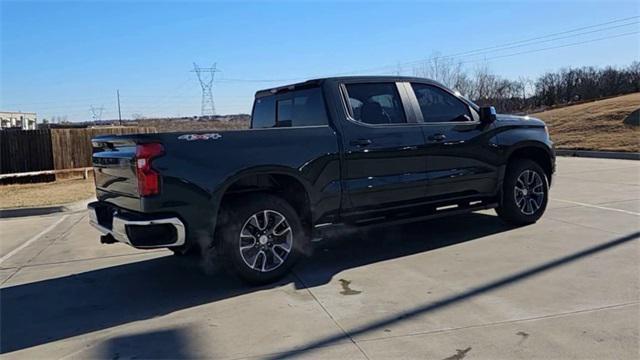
(291, 88, 328, 127)
(252, 87, 328, 128)
(344, 83, 407, 125)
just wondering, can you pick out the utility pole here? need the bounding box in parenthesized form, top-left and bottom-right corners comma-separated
(117, 89, 122, 125)
(191, 62, 219, 117)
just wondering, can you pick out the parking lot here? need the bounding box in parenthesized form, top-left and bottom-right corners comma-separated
(1, 156, 638, 359)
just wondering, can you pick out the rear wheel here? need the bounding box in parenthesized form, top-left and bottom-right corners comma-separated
(496, 159, 549, 225)
(218, 193, 306, 284)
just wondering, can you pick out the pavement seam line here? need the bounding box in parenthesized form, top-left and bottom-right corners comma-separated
(545, 217, 623, 236)
(3, 250, 167, 270)
(551, 198, 640, 216)
(224, 340, 368, 360)
(556, 165, 640, 175)
(0, 214, 69, 264)
(292, 270, 371, 360)
(595, 199, 640, 206)
(0, 268, 21, 286)
(555, 175, 640, 187)
(357, 301, 640, 343)
(1, 214, 85, 286)
(24, 214, 86, 266)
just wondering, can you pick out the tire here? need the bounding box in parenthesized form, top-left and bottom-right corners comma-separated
(217, 193, 306, 284)
(496, 159, 549, 225)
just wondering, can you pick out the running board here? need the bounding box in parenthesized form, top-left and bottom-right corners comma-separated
(312, 202, 498, 240)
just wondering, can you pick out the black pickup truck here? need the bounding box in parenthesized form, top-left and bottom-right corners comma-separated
(89, 76, 554, 283)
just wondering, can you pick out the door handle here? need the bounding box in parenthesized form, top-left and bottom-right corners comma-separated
(350, 139, 372, 147)
(428, 133, 447, 142)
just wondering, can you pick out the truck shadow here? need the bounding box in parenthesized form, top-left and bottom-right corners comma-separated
(296, 212, 516, 288)
(1, 213, 513, 353)
(95, 328, 197, 359)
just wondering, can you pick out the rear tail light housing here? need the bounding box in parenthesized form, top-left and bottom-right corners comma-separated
(136, 143, 164, 196)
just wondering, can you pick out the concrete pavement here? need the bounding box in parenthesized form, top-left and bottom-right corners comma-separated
(1, 157, 638, 359)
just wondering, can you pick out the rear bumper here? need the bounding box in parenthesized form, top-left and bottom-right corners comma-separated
(88, 201, 186, 249)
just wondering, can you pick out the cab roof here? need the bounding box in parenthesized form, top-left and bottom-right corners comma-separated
(254, 76, 444, 98)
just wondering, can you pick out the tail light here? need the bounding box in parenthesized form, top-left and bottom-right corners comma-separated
(136, 143, 164, 196)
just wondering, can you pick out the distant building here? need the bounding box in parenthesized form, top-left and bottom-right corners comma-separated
(0, 111, 37, 130)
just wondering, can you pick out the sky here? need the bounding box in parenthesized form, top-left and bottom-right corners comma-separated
(1, 0, 639, 122)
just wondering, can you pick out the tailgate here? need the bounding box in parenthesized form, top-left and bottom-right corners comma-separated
(92, 137, 139, 199)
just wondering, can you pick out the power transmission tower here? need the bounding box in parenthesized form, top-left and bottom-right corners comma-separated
(191, 62, 219, 117)
(90, 105, 105, 122)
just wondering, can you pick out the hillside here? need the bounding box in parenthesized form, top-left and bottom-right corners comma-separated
(531, 93, 640, 152)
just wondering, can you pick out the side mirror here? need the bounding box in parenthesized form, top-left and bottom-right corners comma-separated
(479, 106, 497, 124)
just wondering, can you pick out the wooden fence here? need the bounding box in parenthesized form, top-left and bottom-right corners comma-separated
(50, 127, 155, 169)
(0, 127, 156, 184)
(0, 129, 55, 183)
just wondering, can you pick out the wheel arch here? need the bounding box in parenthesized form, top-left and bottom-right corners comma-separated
(210, 167, 314, 243)
(505, 142, 554, 185)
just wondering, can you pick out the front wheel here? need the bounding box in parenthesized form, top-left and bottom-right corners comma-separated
(496, 159, 549, 225)
(218, 193, 306, 284)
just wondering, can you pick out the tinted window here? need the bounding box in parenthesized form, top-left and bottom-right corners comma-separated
(277, 99, 293, 127)
(344, 83, 406, 124)
(411, 83, 471, 123)
(252, 96, 276, 128)
(291, 88, 328, 127)
(252, 87, 328, 128)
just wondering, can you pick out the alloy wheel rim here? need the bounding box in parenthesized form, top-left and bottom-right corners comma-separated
(514, 170, 545, 215)
(239, 210, 293, 272)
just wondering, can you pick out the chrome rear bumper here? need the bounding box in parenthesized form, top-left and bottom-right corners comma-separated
(88, 205, 186, 249)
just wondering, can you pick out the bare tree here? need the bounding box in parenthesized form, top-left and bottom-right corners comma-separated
(412, 53, 467, 93)
(411, 59, 638, 112)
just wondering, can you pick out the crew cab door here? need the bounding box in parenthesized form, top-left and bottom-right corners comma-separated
(407, 82, 500, 200)
(337, 81, 428, 216)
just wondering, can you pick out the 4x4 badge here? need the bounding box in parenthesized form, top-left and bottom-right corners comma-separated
(178, 133, 222, 141)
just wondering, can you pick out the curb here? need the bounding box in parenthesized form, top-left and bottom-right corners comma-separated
(555, 150, 640, 161)
(0, 198, 95, 219)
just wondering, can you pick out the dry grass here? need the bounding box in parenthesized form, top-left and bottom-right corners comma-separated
(531, 93, 640, 152)
(0, 176, 96, 209)
(137, 117, 249, 133)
